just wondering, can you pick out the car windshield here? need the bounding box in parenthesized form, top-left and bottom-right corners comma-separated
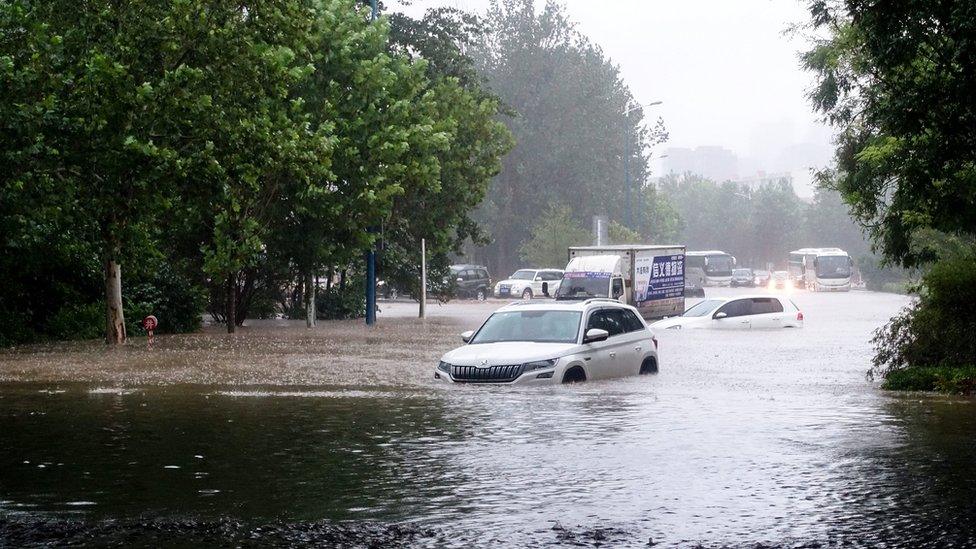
(555, 274, 610, 299)
(470, 310, 582, 344)
(682, 299, 725, 317)
(733, 269, 752, 276)
(509, 270, 535, 280)
(755, 270, 770, 276)
(816, 256, 852, 278)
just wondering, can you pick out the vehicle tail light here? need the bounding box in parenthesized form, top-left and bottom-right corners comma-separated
(797, 311, 804, 321)
(652, 335, 658, 350)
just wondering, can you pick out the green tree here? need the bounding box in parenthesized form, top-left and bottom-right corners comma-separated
(382, 6, 513, 304)
(803, 0, 976, 267)
(472, 0, 666, 274)
(518, 205, 589, 268)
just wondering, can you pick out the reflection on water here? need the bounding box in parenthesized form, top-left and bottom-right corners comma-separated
(2, 382, 975, 546)
(2, 291, 976, 546)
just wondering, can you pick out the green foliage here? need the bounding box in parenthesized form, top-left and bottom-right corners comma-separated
(882, 366, 976, 395)
(518, 205, 589, 268)
(470, 0, 668, 274)
(872, 255, 976, 383)
(608, 221, 641, 245)
(315, 280, 366, 321)
(803, 1, 976, 268)
(124, 262, 207, 335)
(44, 303, 103, 343)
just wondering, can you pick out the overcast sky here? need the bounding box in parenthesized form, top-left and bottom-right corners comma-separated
(391, 0, 835, 192)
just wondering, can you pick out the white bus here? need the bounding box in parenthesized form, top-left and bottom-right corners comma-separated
(789, 248, 853, 291)
(788, 248, 821, 288)
(685, 250, 736, 287)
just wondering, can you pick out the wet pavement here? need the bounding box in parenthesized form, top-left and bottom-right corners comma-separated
(3, 289, 976, 547)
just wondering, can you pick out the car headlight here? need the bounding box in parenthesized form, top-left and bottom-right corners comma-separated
(667, 324, 682, 330)
(522, 358, 557, 372)
(437, 361, 451, 374)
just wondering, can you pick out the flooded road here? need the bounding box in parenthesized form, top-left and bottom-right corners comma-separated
(3, 289, 976, 547)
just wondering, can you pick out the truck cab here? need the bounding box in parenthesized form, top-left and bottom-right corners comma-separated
(554, 255, 627, 302)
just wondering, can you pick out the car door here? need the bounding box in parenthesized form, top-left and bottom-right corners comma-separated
(712, 299, 752, 329)
(614, 308, 649, 376)
(597, 308, 635, 378)
(747, 297, 785, 328)
(581, 309, 616, 380)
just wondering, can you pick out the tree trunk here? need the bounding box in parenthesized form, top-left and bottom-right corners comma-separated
(225, 272, 236, 334)
(305, 271, 316, 328)
(104, 255, 126, 345)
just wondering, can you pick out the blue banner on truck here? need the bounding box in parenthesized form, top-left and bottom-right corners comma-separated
(638, 254, 684, 304)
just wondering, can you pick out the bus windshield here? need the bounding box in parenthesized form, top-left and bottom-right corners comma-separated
(704, 255, 734, 276)
(816, 256, 852, 278)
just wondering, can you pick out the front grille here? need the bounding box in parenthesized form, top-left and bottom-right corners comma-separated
(451, 364, 524, 383)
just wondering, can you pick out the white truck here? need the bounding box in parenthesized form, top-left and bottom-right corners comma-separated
(556, 245, 686, 319)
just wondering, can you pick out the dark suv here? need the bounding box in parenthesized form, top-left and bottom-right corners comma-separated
(449, 264, 491, 301)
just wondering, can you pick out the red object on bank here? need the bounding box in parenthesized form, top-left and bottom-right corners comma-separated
(143, 315, 158, 349)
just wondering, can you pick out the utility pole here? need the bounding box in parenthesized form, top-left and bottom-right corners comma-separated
(364, 0, 379, 326)
(419, 239, 427, 319)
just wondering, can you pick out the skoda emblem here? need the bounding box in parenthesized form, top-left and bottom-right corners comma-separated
(481, 359, 489, 367)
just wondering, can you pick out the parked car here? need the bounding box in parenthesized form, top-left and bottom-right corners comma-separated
(730, 268, 755, 287)
(753, 270, 771, 287)
(494, 268, 564, 299)
(772, 271, 789, 289)
(650, 295, 803, 330)
(435, 299, 659, 385)
(449, 264, 492, 301)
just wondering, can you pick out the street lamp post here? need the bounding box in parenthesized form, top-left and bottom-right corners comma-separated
(365, 0, 379, 326)
(623, 100, 662, 232)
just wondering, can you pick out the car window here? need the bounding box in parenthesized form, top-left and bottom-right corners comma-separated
(749, 297, 784, 314)
(542, 271, 561, 281)
(620, 309, 645, 332)
(585, 310, 609, 334)
(602, 309, 626, 336)
(477, 269, 489, 280)
(715, 299, 750, 318)
(471, 310, 582, 344)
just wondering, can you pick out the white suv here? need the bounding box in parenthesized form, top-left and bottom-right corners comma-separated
(435, 299, 659, 385)
(493, 269, 564, 299)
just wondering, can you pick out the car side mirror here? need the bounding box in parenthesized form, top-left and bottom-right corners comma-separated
(460, 330, 474, 343)
(583, 328, 609, 344)
(541, 281, 549, 297)
(714, 312, 727, 319)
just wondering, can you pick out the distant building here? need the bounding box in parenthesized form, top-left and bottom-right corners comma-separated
(663, 146, 738, 182)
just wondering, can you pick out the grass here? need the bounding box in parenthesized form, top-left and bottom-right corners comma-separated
(882, 365, 976, 394)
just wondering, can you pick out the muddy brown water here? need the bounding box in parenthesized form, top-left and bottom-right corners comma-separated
(2, 290, 976, 547)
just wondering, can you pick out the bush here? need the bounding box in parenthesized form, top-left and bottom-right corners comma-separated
(44, 302, 104, 342)
(873, 254, 976, 390)
(125, 262, 207, 335)
(315, 279, 365, 320)
(882, 366, 976, 394)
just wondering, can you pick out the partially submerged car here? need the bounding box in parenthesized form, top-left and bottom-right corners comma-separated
(435, 299, 659, 385)
(650, 295, 803, 330)
(494, 268, 564, 299)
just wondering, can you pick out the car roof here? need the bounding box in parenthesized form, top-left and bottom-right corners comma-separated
(450, 264, 487, 270)
(493, 299, 632, 313)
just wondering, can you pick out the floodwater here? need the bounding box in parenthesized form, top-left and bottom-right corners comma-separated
(3, 289, 976, 547)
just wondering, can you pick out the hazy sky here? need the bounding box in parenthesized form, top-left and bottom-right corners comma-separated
(391, 0, 835, 190)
